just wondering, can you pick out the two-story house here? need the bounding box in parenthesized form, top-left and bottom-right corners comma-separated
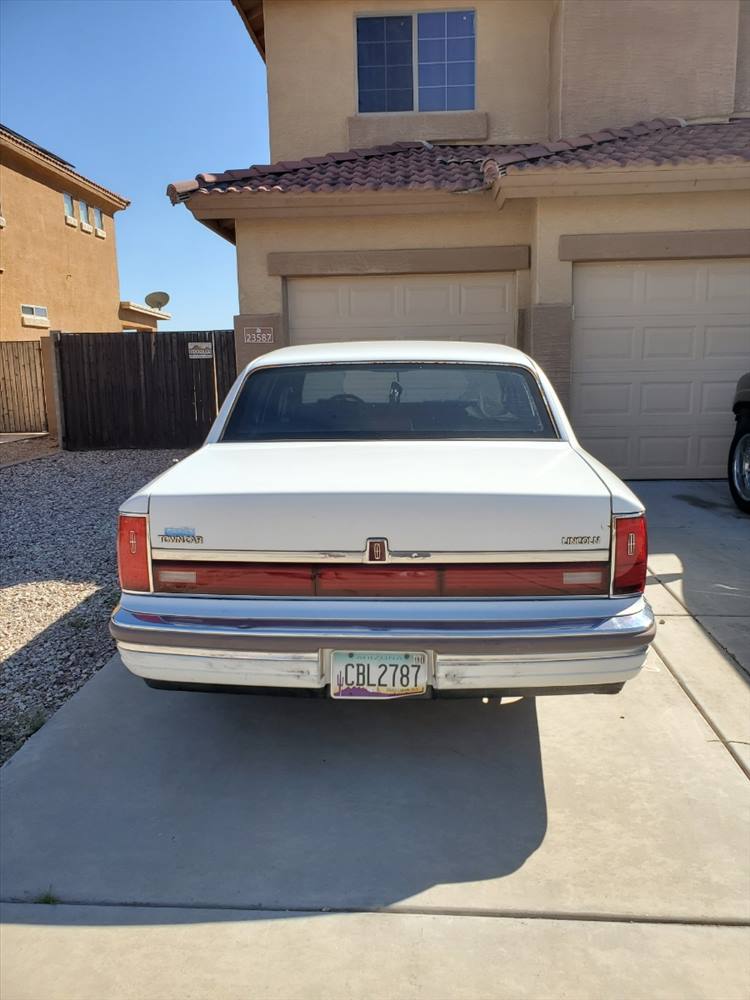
(169, 0, 750, 479)
(0, 124, 170, 341)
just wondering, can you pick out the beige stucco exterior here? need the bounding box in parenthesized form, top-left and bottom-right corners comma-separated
(0, 156, 124, 342)
(0, 132, 167, 342)
(262, 0, 748, 162)
(184, 0, 750, 476)
(550, 0, 741, 138)
(235, 199, 533, 315)
(234, 189, 749, 315)
(265, 0, 554, 161)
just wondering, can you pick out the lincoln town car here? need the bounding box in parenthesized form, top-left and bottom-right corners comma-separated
(110, 341, 655, 700)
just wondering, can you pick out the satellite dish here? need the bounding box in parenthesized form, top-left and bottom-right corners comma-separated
(145, 290, 170, 310)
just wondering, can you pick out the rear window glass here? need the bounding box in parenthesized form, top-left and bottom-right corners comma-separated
(222, 363, 557, 442)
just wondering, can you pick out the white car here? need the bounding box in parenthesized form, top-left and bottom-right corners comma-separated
(111, 341, 655, 700)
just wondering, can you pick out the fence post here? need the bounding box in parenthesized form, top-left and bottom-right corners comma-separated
(45, 331, 66, 449)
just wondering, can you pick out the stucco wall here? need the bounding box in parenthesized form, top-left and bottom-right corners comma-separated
(554, 0, 740, 138)
(264, 0, 553, 161)
(235, 198, 534, 315)
(532, 189, 750, 305)
(0, 161, 121, 342)
(264, 0, 742, 162)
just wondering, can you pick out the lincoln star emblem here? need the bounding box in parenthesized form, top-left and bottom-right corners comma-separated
(366, 538, 389, 562)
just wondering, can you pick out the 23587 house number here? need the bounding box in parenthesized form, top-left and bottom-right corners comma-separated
(244, 327, 274, 344)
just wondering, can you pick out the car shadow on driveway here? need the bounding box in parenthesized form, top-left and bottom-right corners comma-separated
(1, 661, 547, 920)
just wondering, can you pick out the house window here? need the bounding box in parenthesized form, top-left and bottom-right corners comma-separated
(93, 207, 103, 230)
(20, 304, 50, 327)
(79, 200, 90, 225)
(64, 193, 75, 217)
(356, 10, 475, 114)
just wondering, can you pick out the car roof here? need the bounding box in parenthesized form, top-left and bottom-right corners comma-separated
(244, 340, 533, 371)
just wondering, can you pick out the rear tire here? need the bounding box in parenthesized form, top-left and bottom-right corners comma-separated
(728, 419, 750, 514)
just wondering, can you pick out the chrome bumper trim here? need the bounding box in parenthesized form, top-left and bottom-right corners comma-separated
(111, 595, 655, 658)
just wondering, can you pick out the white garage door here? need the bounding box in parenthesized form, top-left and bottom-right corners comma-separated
(288, 272, 516, 346)
(572, 259, 750, 478)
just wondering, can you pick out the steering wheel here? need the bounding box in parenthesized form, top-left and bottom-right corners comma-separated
(329, 393, 365, 404)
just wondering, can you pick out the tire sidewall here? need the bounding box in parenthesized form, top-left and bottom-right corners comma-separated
(728, 412, 750, 513)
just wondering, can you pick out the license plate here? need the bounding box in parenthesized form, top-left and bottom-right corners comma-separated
(330, 650, 429, 699)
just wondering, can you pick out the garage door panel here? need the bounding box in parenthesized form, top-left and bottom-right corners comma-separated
(402, 284, 453, 319)
(290, 324, 515, 345)
(700, 379, 739, 414)
(573, 258, 750, 478)
(642, 325, 698, 362)
(640, 381, 693, 417)
(574, 380, 634, 419)
(348, 284, 399, 322)
(643, 265, 702, 307)
(289, 273, 515, 347)
(706, 262, 750, 308)
(573, 322, 638, 366)
(704, 323, 750, 362)
(458, 281, 511, 317)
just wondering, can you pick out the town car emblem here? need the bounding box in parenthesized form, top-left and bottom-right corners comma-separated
(159, 527, 204, 544)
(366, 538, 389, 562)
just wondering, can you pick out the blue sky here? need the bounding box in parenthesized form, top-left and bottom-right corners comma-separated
(0, 0, 269, 330)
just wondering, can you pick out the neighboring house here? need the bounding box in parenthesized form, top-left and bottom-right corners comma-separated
(168, 0, 750, 479)
(0, 124, 170, 341)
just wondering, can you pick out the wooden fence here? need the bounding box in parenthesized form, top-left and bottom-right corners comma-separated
(0, 341, 48, 433)
(56, 330, 236, 449)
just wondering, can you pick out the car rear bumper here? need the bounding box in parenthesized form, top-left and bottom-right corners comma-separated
(111, 593, 655, 696)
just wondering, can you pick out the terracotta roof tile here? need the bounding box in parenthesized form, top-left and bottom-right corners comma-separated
(167, 119, 750, 204)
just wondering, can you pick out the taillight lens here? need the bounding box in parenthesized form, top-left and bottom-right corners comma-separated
(151, 561, 608, 597)
(613, 515, 647, 595)
(153, 562, 313, 596)
(117, 514, 151, 592)
(317, 566, 438, 597)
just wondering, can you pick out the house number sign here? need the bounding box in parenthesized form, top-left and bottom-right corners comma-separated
(244, 327, 274, 345)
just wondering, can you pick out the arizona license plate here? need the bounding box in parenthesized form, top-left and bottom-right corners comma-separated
(330, 650, 429, 699)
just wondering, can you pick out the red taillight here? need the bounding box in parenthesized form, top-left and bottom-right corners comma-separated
(152, 561, 608, 597)
(117, 514, 151, 592)
(153, 562, 313, 596)
(613, 515, 647, 595)
(442, 563, 607, 597)
(317, 567, 438, 597)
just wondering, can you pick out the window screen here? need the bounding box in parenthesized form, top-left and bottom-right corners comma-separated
(223, 363, 557, 442)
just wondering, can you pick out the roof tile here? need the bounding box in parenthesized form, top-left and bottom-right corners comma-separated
(167, 118, 750, 204)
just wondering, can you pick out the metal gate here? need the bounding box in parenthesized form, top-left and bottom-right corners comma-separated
(56, 330, 236, 449)
(0, 341, 48, 433)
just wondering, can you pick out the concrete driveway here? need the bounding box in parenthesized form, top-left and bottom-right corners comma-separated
(2, 481, 749, 1000)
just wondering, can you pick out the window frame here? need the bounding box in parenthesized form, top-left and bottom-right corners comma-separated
(93, 206, 104, 230)
(355, 8, 476, 115)
(63, 193, 75, 218)
(79, 200, 90, 225)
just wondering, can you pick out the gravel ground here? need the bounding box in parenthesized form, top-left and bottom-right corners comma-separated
(0, 435, 58, 468)
(0, 449, 187, 764)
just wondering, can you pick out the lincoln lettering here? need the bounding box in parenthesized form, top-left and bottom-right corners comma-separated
(562, 535, 601, 545)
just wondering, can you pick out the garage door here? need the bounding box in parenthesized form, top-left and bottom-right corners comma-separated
(288, 273, 515, 346)
(571, 259, 750, 478)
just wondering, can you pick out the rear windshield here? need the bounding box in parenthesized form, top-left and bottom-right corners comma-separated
(221, 362, 558, 442)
